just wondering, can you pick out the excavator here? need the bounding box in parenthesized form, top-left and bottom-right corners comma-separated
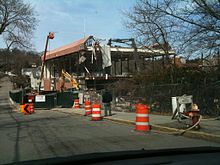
(60, 69, 79, 92)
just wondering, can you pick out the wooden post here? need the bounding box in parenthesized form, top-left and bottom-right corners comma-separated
(173, 54, 176, 66)
(142, 56, 145, 70)
(162, 55, 165, 68)
(69, 56, 72, 73)
(131, 39, 140, 72)
(152, 55, 155, 74)
(120, 55, 123, 75)
(127, 57, 130, 73)
(114, 60, 117, 75)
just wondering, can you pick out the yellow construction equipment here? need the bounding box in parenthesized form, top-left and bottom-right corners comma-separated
(61, 69, 79, 91)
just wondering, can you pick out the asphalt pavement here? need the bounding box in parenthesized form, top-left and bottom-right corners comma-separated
(1, 76, 220, 164)
(57, 107, 220, 143)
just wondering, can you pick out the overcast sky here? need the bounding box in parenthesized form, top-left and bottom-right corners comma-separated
(16, 0, 136, 52)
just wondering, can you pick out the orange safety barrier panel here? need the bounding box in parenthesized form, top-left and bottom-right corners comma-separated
(135, 104, 150, 131)
(74, 99, 79, 109)
(20, 104, 24, 113)
(23, 103, 31, 115)
(84, 101, 92, 115)
(29, 103, 34, 114)
(91, 104, 102, 121)
(27, 95, 35, 114)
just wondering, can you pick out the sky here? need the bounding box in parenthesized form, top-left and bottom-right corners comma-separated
(2, 0, 136, 52)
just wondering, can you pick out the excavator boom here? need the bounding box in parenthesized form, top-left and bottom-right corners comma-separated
(61, 69, 79, 90)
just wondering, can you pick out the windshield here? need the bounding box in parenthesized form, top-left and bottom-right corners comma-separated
(1, 0, 220, 164)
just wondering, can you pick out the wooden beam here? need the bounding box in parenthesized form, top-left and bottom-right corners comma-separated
(127, 57, 130, 72)
(114, 60, 116, 75)
(120, 56, 123, 75)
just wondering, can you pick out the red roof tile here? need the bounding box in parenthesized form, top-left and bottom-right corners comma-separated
(43, 36, 92, 61)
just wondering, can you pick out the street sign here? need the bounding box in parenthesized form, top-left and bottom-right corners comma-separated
(178, 95, 192, 104)
(35, 95, 46, 102)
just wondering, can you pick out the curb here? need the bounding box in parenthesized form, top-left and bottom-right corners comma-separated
(56, 109, 220, 144)
(183, 130, 220, 143)
(104, 117, 135, 125)
(104, 117, 220, 143)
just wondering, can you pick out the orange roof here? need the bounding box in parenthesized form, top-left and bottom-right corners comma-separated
(43, 36, 92, 61)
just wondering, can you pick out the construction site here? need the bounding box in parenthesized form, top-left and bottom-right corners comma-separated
(7, 32, 220, 137)
(41, 35, 175, 92)
(2, 0, 220, 164)
(21, 33, 175, 109)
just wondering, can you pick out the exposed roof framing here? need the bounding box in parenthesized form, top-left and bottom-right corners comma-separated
(43, 35, 175, 62)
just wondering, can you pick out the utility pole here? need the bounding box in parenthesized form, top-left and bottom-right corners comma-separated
(38, 32, 55, 92)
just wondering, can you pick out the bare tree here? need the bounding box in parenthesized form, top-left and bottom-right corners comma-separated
(125, 0, 220, 58)
(124, 1, 176, 55)
(0, 48, 40, 73)
(0, 0, 37, 49)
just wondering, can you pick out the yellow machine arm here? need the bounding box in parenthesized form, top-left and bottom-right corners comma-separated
(61, 69, 79, 90)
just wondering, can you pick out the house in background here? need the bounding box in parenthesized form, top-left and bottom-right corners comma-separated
(22, 66, 41, 90)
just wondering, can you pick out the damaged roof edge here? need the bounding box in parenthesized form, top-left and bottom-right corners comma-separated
(42, 35, 176, 62)
(42, 35, 93, 61)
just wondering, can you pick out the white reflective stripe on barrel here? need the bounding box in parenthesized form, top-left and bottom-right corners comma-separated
(92, 108, 100, 111)
(86, 110, 91, 112)
(136, 114, 149, 117)
(136, 122, 149, 125)
(92, 114, 101, 117)
(85, 105, 91, 108)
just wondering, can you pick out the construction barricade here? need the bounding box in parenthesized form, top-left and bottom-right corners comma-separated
(29, 103, 34, 114)
(84, 101, 92, 116)
(91, 104, 102, 121)
(18, 93, 35, 115)
(20, 104, 25, 113)
(22, 103, 32, 115)
(27, 94, 35, 113)
(34, 93, 57, 109)
(57, 92, 75, 108)
(73, 99, 79, 109)
(9, 89, 23, 104)
(135, 104, 150, 132)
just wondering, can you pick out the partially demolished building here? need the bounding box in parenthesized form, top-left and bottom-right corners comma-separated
(42, 36, 175, 91)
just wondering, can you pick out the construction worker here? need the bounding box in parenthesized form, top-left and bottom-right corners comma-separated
(102, 89, 113, 116)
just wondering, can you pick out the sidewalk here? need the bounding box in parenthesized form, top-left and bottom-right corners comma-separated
(52, 107, 220, 143)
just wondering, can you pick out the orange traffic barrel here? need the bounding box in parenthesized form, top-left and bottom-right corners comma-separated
(135, 104, 150, 131)
(29, 103, 34, 114)
(84, 101, 92, 115)
(91, 104, 102, 121)
(74, 99, 79, 109)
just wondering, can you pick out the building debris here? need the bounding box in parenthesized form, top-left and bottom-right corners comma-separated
(41, 35, 175, 91)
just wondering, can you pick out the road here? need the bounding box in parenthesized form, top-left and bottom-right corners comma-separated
(0, 76, 220, 164)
